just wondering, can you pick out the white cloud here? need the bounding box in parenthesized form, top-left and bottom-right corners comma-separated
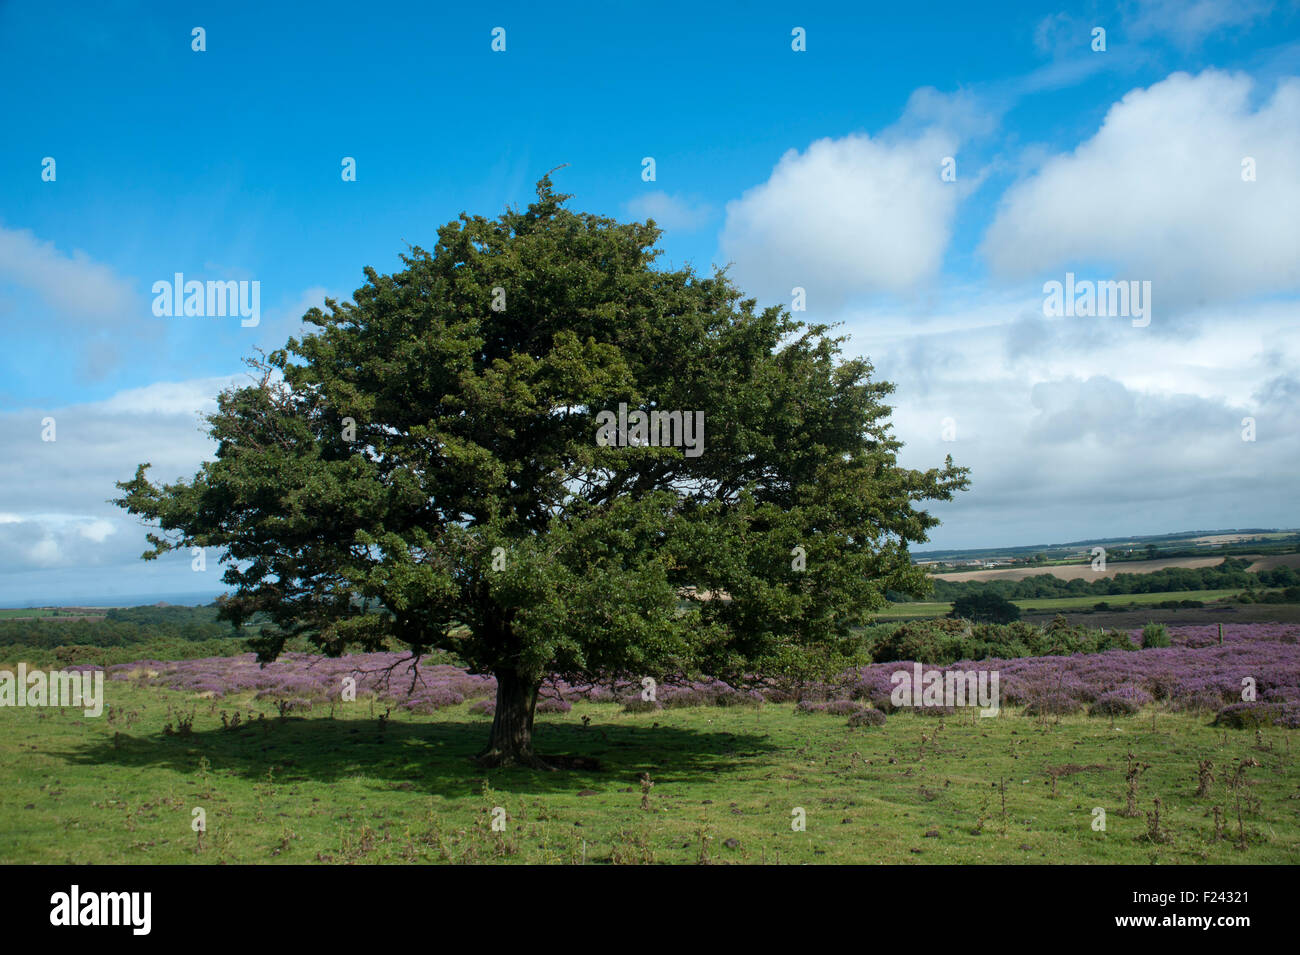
(0, 376, 244, 584)
(624, 192, 714, 232)
(0, 224, 153, 379)
(27, 537, 60, 567)
(981, 70, 1300, 312)
(96, 376, 243, 416)
(838, 287, 1300, 547)
(718, 126, 969, 308)
(77, 519, 116, 543)
(0, 225, 138, 323)
(1127, 0, 1274, 49)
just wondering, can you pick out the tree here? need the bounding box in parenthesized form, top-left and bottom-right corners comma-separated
(114, 176, 968, 767)
(949, 591, 1021, 624)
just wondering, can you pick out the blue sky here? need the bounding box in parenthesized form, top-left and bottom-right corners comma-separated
(2, 0, 1298, 604)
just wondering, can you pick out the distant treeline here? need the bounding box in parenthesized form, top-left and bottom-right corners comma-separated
(0, 604, 352, 667)
(0, 604, 237, 649)
(897, 559, 1299, 602)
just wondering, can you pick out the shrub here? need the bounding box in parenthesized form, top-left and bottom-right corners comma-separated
(1024, 692, 1083, 716)
(535, 697, 572, 714)
(868, 622, 926, 664)
(913, 703, 957, 717)
(399, 687, 465, 713)
(797, 700, 864, 716)
(1088, 686, 1151, 716)
(869, 617, 1135, 666)
(467, 699, 495, 716)
(1168, 690, 1226, 713)
(871, 618, 974, 665)
(847, 708, 887, 728)
(1108, 628, 1140, 651)
(1141, 622, 1170, 649)
(622, 698, 661, 714)
(713, 689, 764, 708)
(661, 688, 715, 709)
(973, 620, 1040, 655)
(1213, 702, 1284, 729)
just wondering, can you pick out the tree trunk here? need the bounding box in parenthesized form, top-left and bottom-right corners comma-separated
(476, 669, 553, 769)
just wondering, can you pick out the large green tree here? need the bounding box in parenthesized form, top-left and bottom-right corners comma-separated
(115, 177, 968, 767)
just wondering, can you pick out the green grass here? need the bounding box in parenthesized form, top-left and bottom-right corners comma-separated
(2, 681, 1297, 864)
(875, 589, 1244, 620)
(0, 609, 61, 619)
(1016, 589, 1241, 611)
(873, 601, 953, 619)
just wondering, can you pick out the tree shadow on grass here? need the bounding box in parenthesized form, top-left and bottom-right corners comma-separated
(53, 715, 779, 798)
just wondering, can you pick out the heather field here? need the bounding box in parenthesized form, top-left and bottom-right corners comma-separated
(2, 623, 1298, 864)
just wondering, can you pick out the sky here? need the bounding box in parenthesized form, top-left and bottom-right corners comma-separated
(1, 0, 1298, 604)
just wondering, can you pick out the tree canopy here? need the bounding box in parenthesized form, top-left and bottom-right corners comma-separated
(948, 591, 1022, 625)
(115, 176, 968, 766)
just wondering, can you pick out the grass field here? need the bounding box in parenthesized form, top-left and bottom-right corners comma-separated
(1017, 590, 1241, 612)
(2, 682, 1297, 864)
(932, 556, 1239, 583)
(873, 589, 1244, 620)
(1247, 554, 1300, 573)
(873, 601, 953, 619)
(0, 608, 107, 621)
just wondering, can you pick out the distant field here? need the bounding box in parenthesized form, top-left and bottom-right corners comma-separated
(1057, 602, 1300, 629)
(873, 601, 952, 619)
(1245, 554, 1300, 573)
(1017, 589, 1240, 612)
(0, 608, 107, 621)
(875, 589, 1244, 620)
(1191, 532, 1294, 545)
(932, 555, 1240, 583)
